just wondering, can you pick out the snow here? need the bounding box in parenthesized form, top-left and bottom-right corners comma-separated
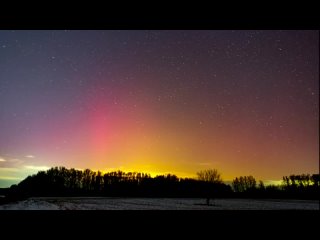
(0, 197, 318, 210)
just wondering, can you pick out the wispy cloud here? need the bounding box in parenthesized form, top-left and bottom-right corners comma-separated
(0, 156, 25, 168)
(198, 162, 212, 166)
(24, 165, 50, 171)
(0, 176, 23, 180)
(25, 155, 35, 158)
(0, 162, 51, 187)
(0, 168, 20, 172)
(0, 159, 24, 168)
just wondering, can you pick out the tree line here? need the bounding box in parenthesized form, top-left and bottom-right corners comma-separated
(5, 167, 231, 201)
(2, 167, 319, 204)
(231, 174, 319, 199)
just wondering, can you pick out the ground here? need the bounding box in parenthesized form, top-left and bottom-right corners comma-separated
(0, 197, 318, 210)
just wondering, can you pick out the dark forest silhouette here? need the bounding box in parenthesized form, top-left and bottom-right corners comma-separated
(0, 166, 319, 204)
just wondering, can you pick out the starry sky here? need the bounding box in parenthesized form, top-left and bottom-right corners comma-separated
(0, 30, 318, 187)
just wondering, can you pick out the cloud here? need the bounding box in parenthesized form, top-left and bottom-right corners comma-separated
(0, 167, 20, 172)
(0, 176, 23, 180)
(0, 167, 28, 187)
(25, 155, 35, 158)
(0, 164, 51, 188)
(198, 162, 211, 166)
(24, 165, 50, 171)
(0, 156, 25, 169)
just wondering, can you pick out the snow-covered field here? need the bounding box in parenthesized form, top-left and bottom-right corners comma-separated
(0, 197, 318, 210)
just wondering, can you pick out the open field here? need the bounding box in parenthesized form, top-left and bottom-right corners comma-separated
(0, 197, 318, 210)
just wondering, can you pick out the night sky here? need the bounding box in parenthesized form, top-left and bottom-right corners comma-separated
(0, 30, 318, 187)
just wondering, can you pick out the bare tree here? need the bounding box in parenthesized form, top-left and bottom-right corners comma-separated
(196, 169, 223, 205)
(197, 169, 222, 184)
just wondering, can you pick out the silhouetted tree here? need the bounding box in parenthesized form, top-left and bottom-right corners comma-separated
(197, 169, 223, 205)
(197, 169, 222, 183)
(94, 171, 103, 192)
(232, 176, 256, 193)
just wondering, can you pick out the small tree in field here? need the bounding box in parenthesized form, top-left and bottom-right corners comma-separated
(197, 169, 223, 205)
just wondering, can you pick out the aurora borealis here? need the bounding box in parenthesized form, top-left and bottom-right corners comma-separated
(0, 30, 318, 187)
